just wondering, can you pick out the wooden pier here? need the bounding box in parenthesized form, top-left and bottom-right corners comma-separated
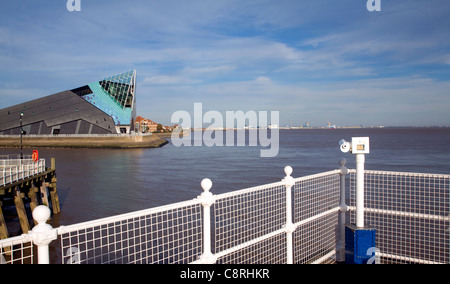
(0, 158, 60, 239)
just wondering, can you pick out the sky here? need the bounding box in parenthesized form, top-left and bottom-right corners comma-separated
(0, 0, 449, 127)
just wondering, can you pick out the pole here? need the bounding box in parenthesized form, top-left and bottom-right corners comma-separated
(197, 178, 217, 264)
(20, 112, 23, 160)
(336, 159, 349, 262)
(356, 154, 365, 228)
(283, 166, 296, 264)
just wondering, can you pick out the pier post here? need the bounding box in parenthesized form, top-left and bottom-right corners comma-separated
(28, 184, 39, 225)
(14, 186, 30, 234)
(51, 158, 56, 170)
(40, 181, 50, 208)
(49, 158, 60, 213)
(196, 178, 217, 264)
(0, 201, 8, 239)
(31, 206, 57, 264)
(282, 166, 296, 264)
(49, 176, 60, 214)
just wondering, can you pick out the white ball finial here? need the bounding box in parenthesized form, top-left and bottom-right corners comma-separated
(199, 178, 215, 207)
(31, 205, 57, 250)
(339, 159, 347, 167)
(32, 205, 51, 224)
(284, 166, 293, 177)
(201, 178, 213, 192)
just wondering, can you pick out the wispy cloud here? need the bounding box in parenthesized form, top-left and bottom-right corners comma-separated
(0, 0, 449, 126)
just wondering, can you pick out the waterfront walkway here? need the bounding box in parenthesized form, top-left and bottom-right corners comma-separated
(0, 133, 168, 149)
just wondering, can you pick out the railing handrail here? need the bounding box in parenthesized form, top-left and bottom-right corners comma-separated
(214, 180, 285, 200)
(0, 155, 33, 160)
(0, 233, 33, 247)
(0, 159, 42, 166)
(293, 169, 342, 182)
(348, 168, 450, 179)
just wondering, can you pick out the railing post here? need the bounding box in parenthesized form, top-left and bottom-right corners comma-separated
(31, 206, 57, 264)
(196, 178, 217, 264)
(282, 166, 296, 264)
(336, 159, 349, 262)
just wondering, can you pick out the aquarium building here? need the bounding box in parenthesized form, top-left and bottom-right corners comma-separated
(0, 70, 137, 135)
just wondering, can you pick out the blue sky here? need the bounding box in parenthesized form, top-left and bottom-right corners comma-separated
(0, 0, 449, 126)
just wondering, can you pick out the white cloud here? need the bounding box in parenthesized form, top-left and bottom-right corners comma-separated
(181, 65, 237, 76)
(142, 75, 200, 85)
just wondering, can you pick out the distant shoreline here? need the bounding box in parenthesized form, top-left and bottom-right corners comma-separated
(1, 126, 448, 149)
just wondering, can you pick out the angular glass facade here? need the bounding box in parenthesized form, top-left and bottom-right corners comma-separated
(0, 70, 137, 135)
(100, 70, 136, 109)
(84, 70, 136, 127)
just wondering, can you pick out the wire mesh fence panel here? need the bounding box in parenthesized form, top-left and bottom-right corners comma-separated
(294, 211, 338, 264)
(0, 235, 34, 264)
(213, 182, 286, 258)
(292, 170, 341, 263)
(59, 201, 203, 264)
(349, 171, 450, 264)
(216, 232, 287, 264)
(293, 171, 341, 223)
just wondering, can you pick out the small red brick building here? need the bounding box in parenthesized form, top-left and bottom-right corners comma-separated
(135, 116, 158, 133)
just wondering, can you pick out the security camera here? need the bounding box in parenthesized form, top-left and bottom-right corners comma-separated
(339, 139, 351, 153)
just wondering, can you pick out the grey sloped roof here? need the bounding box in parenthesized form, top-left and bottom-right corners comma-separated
(0, 90, 116, 133)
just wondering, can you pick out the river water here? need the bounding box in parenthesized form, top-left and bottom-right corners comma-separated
(1, 127, 450, 229)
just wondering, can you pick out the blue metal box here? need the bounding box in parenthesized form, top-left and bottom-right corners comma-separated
(345, 224, 376, 264)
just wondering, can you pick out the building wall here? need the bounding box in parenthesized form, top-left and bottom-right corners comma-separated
(135, 117, 158, 133)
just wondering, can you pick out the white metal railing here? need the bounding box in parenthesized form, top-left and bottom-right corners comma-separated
(0, 155, 33, 161)
(0, 165, 343, 264)
(1, 163, 449, 264)
(1, 158, 46, 186)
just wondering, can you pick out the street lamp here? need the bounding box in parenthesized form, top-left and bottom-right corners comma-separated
(20, 112, 23, 160)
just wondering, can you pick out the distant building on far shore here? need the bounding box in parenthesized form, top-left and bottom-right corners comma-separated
(0, 70, 137, 135)
(135, 116, 158, 133)
(326, 122, 337, 129)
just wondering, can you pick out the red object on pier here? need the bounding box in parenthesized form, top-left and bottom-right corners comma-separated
(32, 150, 39, 162)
